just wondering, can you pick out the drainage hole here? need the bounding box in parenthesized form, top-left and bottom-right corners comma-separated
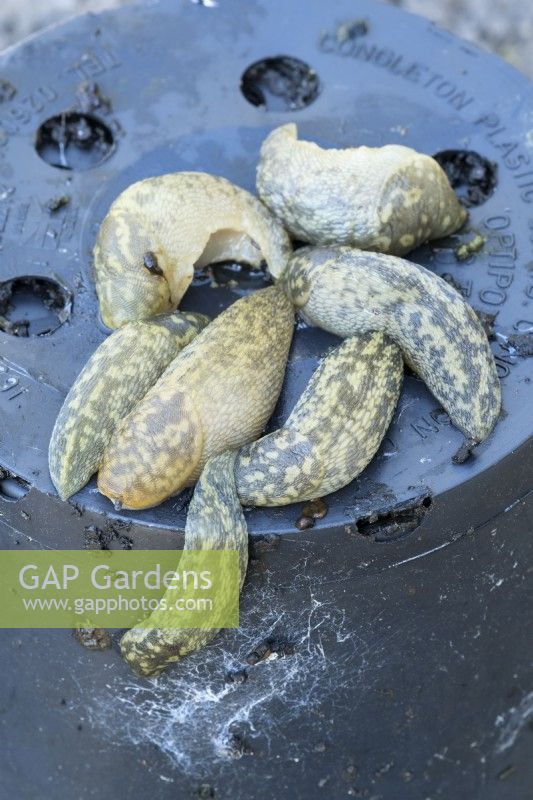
(0, 469, 30, 502)
(0, 276, 72, 337)
(36, 112, 115, 170)
(433, 150, 498, 207)
(357, 495, 432, 543)
(240, 56, 320, 111)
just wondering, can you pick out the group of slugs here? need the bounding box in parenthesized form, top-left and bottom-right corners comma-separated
(48, 123, 501, 677)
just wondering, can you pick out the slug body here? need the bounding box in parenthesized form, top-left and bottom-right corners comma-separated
(48, 311, 208, 500)
(257, 124, 467, 255)
(98, 286, 294, 509)
(235, 332, 403, 505)
(284, 246, 501, 442)
(120, 450, 248, 677)
(94, 172, 292, 328)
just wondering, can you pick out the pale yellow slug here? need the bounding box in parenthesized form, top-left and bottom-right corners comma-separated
(97, 286, 294, 510)
(256, 123, 467, 254)
(94, 172, 292, 328)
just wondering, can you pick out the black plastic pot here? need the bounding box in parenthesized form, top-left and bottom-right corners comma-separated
(0, 1, 532, 798)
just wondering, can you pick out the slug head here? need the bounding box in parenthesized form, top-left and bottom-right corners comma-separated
(282, 246, 323, 308)
(97, 389, 204, 510)
(94, 207, 174, 328)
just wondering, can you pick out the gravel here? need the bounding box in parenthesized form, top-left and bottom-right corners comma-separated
(0, 0, 531, 77)
(0, 0, 128, 52)
(395, 0, 533, 77)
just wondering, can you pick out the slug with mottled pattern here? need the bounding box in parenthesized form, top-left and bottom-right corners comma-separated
(283, 245, 501, 444)
(257, 124, 467, 254)
(48, 311, 208, 500)
(235, 331, 403, 506)
(120, 450, 248, 677)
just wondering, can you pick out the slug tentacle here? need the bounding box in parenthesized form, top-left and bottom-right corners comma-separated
(97, 286, 295, 510)
(256, 124, 467, 255)
(48, 311, 208, 500)
(94, 172, 292, 328)
(235, 332, 403, 506)
(120, 450, 248, 678)
(284, 246, 501, 443)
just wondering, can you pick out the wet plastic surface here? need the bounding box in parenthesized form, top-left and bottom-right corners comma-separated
(0, 1, 532, 798)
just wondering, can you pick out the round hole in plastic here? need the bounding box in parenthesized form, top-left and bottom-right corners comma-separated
(0, 276, 72, 337)
(240, 56, 320, 111)
(35, 112, 115, 170)
(433, 149, 498, 207)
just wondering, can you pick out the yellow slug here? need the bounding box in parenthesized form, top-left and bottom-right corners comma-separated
(256, 123, 467, 254)
(97, 286, 294, 510)
(94, 172, 292, 328)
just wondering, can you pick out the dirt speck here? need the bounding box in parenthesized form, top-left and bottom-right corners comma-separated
(507, 331, 533, 357)
(225, 668, 248, 685)
(433, 150, 497, 207)
(303, 498, 328, 520)
(245, 635, 296, 665)
(452, 437, 478, 464)
(249, 533, 280, 560)
(0, 79, 16, 103)
(497, 764, 517, 781)
(336, 18, 369, 43)
(197, 784, 215, 799)
(295, 497, 328, 530)
(473, 308, 497, 340)
(295, 514, 315, 530)
(74, 627, 112, 650)
(76, 80, 111, 114)
(45, 194, 71, 213)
